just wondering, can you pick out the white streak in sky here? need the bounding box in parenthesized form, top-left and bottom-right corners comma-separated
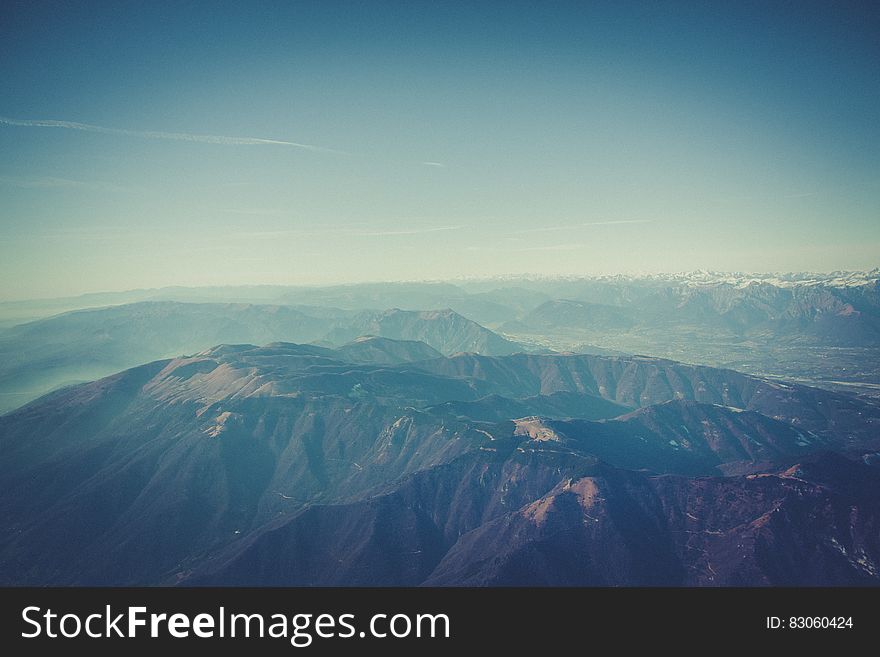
(232, 230, 307, 238)
(466, 243, 585, 253)
(0, 115, 344, 153)
(515, 243, 586, 252)
(0, 175, 130, 192)
(582, 219, 653, 226)
(422, 161, 446, 167)
(514, 225, 571, 234)
(232, 225, 462, 239)
(220, 208, 286, 216)
(516, 219, 653, 234)
(353, 225, 461, 236)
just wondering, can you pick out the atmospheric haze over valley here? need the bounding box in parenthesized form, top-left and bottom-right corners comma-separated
(2, 2, 879, 587)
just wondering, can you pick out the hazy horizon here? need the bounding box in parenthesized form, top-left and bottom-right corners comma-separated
(2, 1, 878, 299)
(2, 267, 880, 305)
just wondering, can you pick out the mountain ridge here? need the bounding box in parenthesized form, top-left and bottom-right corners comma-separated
(2, 339, 879, 585)
(0, 301, 521, 413)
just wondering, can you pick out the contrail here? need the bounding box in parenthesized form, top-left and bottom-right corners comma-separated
(516, 219, 653, 234)
(0, 115, 344, 153)
(353, 225, 461, 236)
(232, 225, 462, 239)
(581, 219, 653, 226)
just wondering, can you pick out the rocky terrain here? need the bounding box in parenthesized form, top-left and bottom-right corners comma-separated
(2, 340, 878, 586)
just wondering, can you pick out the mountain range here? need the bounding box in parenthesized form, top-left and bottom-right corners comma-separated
(2, 271, 879, 586)
(2, 340, 878, 586)
(0, 302, 519, 413)
(2, 270, 877, 409)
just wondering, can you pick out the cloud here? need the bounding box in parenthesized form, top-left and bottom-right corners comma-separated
(0, 115, 344, 153)
(231, 229, 312, 239)
(352, 225, 461, 237)
(466, 243, 585, 253)
(39, 225, 144, 242)
(514, 243, 586, 252)
(582, 219, 653, 226)
(421, 161, 446, 168)
(174, 245, 237, 254)
(231, 225, 462, 240)
(783, 192, 818, 199)
(514, 225, 572, 234)
(0, 175, 130, 192)
(515, 219, 653, 234)
(219, 208, 287, 216)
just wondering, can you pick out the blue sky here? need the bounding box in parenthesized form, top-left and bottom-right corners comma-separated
(1, 0, 878, 299)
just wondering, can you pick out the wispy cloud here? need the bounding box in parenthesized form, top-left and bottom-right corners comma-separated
(422, 161, 446, 168)
(219, 208, 287, 216)
(582, 219, 653, 227)
(0, 115, 344, 154)
(232, 229, 307, 239)
(517, 243, 585, 252)
(177, 245, 238, 254)
(466, 243, 586, 253)
(514, 225, 572, 234)
(515, 219, 653, 234)
(231, 225, 462, 240)
(352, 225, 461, 237)
(0, 175, 130, 192)
(39, 225, 147, 243)
(783, 192, 818, 199)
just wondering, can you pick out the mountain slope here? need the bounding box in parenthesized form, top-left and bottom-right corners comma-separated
(426, 453, 880, 586)
(2, 341, 879, 586)
(0, 301, 334, 413)
(192, 447, 880, 587)
(424, 390, 630, 423)
(188, 440, 602, 586)
(0, 345, 491, 584)
(414, 352, 880, 448)
(324, 308, 521, 356)
(535, 400, 828, 476)
(334, 335, 444, 364)
(0, 302, 519, 413)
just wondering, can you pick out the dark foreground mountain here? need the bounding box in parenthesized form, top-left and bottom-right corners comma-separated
(425, 451, 880, 586)
(197, 449, 880, 587)
(1, 342, 878, 585)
